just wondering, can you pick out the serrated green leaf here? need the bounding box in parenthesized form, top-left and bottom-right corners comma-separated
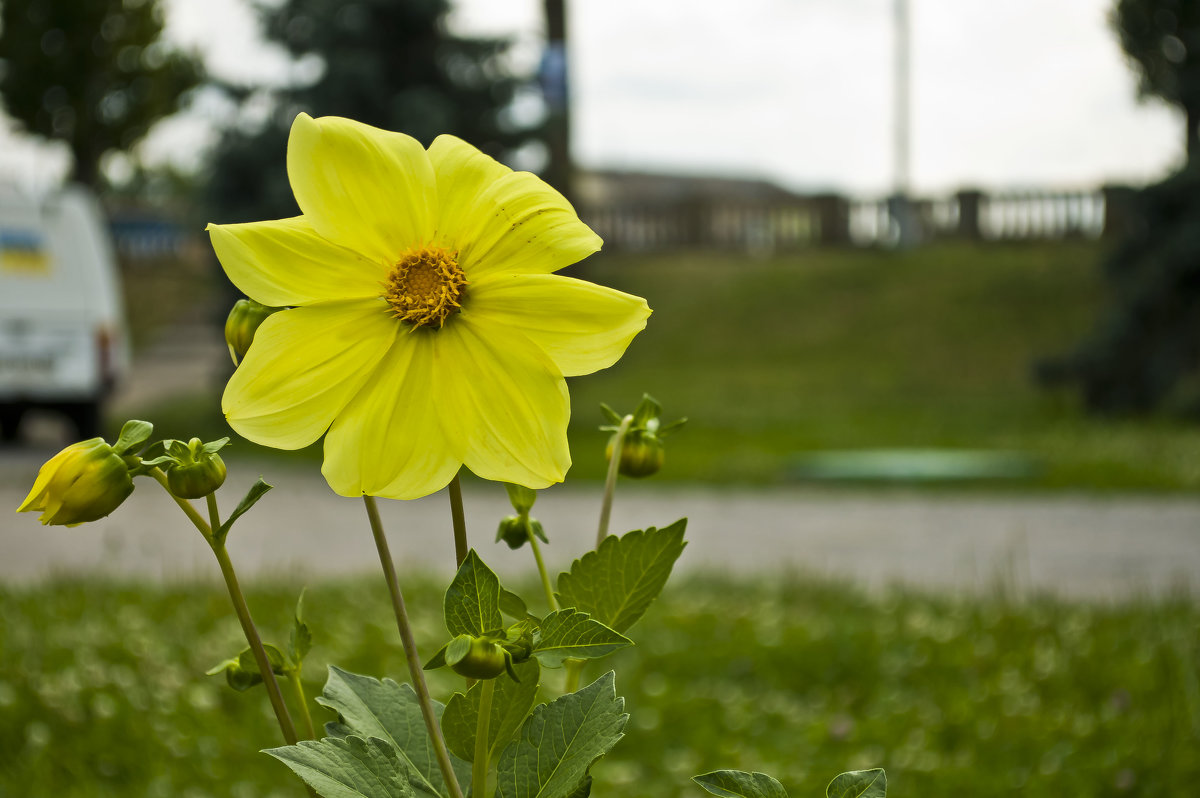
(692, 770, 788, 798)
(556, 519, 687, 634)
(265, 735, 418, 798)
(217, 478, 273, 540)
(445, 550, 503, 637)
(495, 671, 627, 798)
(532, 610, 632, 668)
(317, 666, 471, 798)
(442, 658, 540, 763)
(826, 769, 886, 798)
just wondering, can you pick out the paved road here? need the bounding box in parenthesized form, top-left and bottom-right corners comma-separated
(3, 450, 1198, 600)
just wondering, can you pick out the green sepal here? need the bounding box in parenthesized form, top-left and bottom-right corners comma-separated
(111, 419, 153, 455)
(494, 671, 627, 798)
(631, 393, 662, 427)
(503, 483, 537, 514)
(443, 635, 475, 669)
(556, 519, 688, 634)
(826, 769, 886, 798)
(217, 477, 273, 541)
(532, 610, 632, 668)
(208, 643, 288, 692)
(599, 403, 623, 426)
(288, 588, 312, 666)
(657, 417, 688, 437)
(444, 549, 504, 637)
(423, 643, 449, 671)
(692, 770, 788, 798)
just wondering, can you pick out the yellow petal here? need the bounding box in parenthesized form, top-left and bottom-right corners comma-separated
(439, 317, 571, 488)
(466, 274, 651, 377)
(427, 134, 512, 251)
(207, 217, 383, 307)
(287, 113, 436, 263)
(223, 300, 397, 449)
(321, 332, 465, 499)
(452, 169, 602, 279)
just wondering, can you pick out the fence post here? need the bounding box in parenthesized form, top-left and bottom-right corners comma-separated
(1101, 184, 1136, 239)
(955, 189, 983, 240)
(813, 193, 850, 246)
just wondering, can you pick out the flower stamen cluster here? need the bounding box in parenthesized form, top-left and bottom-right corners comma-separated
(382, 246, 466, 329)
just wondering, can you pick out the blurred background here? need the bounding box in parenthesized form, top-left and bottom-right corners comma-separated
(2, 1, 1200, 797)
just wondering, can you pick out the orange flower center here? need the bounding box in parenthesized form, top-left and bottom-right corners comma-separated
(381, 246, 467, 329)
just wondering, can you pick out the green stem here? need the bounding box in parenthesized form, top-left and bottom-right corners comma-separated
(363, 496, 466, 798)
(472, 678, 495, 798)
(563, 660, 584, 694)
(149, 467, 212, 542)
(525, 516, 558, 612)
(288, 669, 317, 740)
(597, 415, 633, 548)
(448, 472, 469, 566)
(210, 538, 300, 746)
(152, 470, 298, 745)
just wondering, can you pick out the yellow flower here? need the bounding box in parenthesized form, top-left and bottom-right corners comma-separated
(207, 114, 650, 500)
(17, 438, 135, 525)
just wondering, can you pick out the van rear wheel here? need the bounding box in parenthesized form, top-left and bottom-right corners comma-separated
(0, 403, 23, 442)
(65, 401, 102, 439)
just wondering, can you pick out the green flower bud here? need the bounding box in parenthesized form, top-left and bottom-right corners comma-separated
(225, 298, 280, 365)
(164, 437, 228, 499)
(495, 514, 546, 549)
(447, 635, 508, 680)
(16, 438, 135, 526)
(607, 429, 665, 478)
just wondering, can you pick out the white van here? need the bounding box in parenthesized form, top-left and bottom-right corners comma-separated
(0, 184, 130, 440)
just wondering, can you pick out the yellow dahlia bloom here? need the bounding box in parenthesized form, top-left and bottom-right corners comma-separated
(207, 114, 649, 500)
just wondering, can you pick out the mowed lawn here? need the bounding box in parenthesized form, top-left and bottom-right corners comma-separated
(128, 240, 1200, 490)
(1, 576, 1196, 798)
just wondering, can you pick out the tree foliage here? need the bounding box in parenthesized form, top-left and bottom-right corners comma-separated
(205, 0, 538, 224)
(1113, 0, 1200, 157)
(0, 0, 202, 187)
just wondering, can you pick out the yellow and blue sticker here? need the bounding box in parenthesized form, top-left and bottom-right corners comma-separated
(0, 229, 51, 274)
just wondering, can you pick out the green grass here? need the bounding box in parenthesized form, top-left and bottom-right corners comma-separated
(1, 575, 1196, 797)
(119, 240, 1200, 490)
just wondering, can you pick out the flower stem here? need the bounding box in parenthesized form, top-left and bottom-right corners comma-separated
(362, 496, 466, 798)
(597, 414, 633, 548)
(472, 678, 495, 798)
(151, 470, 299, 745)
(563, 660, 584, 694)
(525, 517, 558, 612)
(448, 472, 469, 566)
(210, 537, 300, 746)
(288, 669, 317, 740)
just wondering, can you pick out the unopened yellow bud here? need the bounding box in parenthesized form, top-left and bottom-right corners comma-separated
(225, 298, 280, 365)
(16, 438, 134, 526)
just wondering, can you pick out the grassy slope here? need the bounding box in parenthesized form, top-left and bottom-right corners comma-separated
(1, 576, 1196, 797)
(127, 240, 1200, 490)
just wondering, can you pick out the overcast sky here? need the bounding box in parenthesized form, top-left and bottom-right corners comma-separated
(0, 0, 1185, 195)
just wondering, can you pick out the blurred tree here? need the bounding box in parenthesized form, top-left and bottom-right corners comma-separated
(0, 0, 202, 188)
(1034, 2, 1200, 414)
(205, 0, 539, 224)
(1113, 0, 1200, 160)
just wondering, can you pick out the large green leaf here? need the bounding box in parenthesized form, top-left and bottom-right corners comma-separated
(442, 658, 541, 763)
(494, 671, 627, 798)
(826, 769, 886, 798)
(445, 550, 503, 637)
(265, 735, 417, 798)
(692, 770, 788, 798)
(556, 519, 687, 634)
(532, 610, 632, 668)
(317, 666, 470, 798)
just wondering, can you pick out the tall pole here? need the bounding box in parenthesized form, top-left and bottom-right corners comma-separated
(891, 0, 916, 246)
(542, 0, 573, 204)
